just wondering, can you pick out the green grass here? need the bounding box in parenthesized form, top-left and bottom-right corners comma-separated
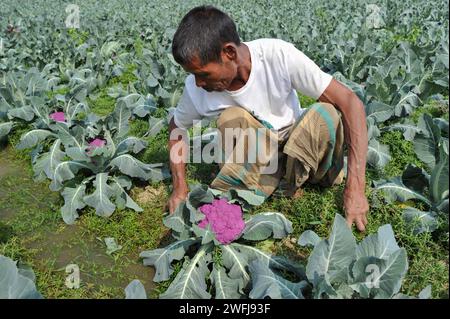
(46, 87, 70, 100)
(87, 88, 116, 116)
(375, 96, 448, 178)
(129, 118, 149, 137)
(149, 260, 183, 298)
(86, 63, 139, 116)
(0, 146, 168, 298)
(67, 28, 89, 46)
(298, 92, 317, 108)
(137, 129, 169, 164)
(392, 25, 422, 44)
(109, 64, 138, 87)
(410, 96, 449, 122)
(4, 122, 34, 161)
(379, 131, 426, 177)
(380, 24, 424, 52)
(134, 37, 144, 59)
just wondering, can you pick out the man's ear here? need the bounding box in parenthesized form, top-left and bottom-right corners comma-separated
(221, 43, 237, 62)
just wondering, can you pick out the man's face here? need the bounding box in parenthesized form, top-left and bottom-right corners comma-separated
(182, 49, 237, 92)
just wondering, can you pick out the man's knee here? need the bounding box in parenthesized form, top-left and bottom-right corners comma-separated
(217, 106, 251, 129)
(316, 102, 342, 120)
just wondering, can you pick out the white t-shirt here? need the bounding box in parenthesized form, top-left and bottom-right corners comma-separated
(172, 38, 332, 133)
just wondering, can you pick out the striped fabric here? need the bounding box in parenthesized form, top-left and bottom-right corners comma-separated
(210, 102, 345, 198)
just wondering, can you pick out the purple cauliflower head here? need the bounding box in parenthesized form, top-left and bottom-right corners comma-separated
(89, 138, 106, 148)
(49, 111, 66, 122)
(86, 138, 106, 156)
(198, 198, 245, 244)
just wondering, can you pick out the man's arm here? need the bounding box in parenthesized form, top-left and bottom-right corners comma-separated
(166, 117, 189, 214)
(318, 78, 369, 232)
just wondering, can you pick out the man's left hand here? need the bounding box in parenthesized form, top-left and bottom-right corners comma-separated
(343, 188, 369, 232)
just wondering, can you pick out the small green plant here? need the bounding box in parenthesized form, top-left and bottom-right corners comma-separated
(67, 28, 89, 45)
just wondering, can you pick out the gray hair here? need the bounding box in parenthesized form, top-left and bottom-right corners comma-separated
(172, 5, 241, 66)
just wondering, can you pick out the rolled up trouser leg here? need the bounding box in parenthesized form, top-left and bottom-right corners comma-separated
(210, 106, 284, 198)
(283, 102, 345, 191)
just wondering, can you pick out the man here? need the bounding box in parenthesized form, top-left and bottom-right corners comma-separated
(166, 5, 369, 232)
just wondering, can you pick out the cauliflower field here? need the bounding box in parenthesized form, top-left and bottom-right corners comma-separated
(0, 0, 448, 299)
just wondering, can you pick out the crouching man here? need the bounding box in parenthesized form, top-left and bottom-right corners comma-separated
(166, 5, 369, 232)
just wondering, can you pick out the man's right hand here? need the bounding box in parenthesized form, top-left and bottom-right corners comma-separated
(166, 188, 189, 214)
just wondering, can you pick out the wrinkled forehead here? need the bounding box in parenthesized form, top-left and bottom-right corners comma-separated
(182, 56, 221, 74)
